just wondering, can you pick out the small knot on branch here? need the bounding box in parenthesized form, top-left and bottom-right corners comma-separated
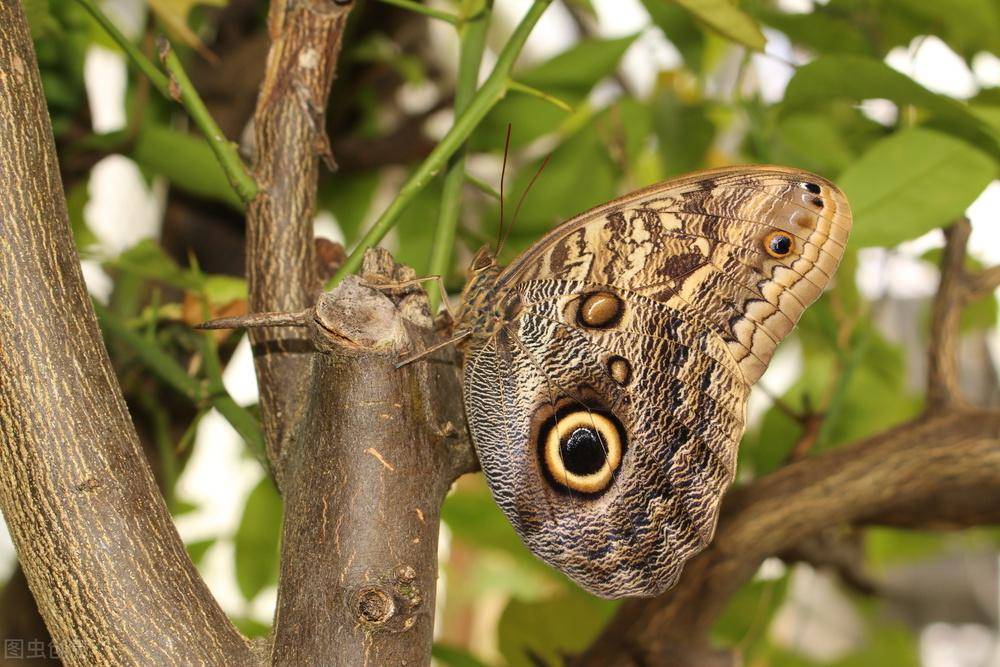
(349, 565, 425, 633)
(355, 587, 395, 625)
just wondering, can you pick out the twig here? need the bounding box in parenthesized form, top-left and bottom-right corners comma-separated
(73, 0, 259, 204)
(94, 302, 266, 460)
(329, 0, 555, 287)
(428, 0, 493, 312)
(465, 171, 502, 199)
(157, 40, 259, 204)
(966, 265, 1000, 300)
(926, 219, 972, 410)
(245, 0, 353, 466)
(507, 79, 574, 111)
(72, 0, 172, 98)
(781, 528, 882, 597)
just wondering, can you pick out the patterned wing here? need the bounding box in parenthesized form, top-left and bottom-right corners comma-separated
(461, 166, 852, 598)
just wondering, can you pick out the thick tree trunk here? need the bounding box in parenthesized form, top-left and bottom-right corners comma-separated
(269, 254, 476, 665)
(0, 3, 255, 664)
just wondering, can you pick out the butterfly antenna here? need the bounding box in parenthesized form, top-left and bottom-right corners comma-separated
(499, 153, 552, 255)
(495, 123, 513, 251)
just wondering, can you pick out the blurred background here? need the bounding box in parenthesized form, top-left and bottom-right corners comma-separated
(3, 0, 999, 665)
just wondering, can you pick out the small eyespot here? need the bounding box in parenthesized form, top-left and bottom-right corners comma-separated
(810, 197, 824, 208)
(802, 182, 821, 194)
(541, 411, 624, 494)
(577, 292, 624, 329)
(764, 232, 794, 258)
(607, 356, 632, 386)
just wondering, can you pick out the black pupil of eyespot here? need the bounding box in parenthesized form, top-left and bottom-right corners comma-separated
(770, 235, 791, 255)
(804, 182, 821, 194)
(560, 428, 607, 476)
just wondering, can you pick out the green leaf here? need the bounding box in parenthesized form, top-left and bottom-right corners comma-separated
(66, 179, 97, 251)
(520, 34, 639, 93)
(234, 477, 283, 602)
(109, 240, 199, 290)
(782, 56, 999, 152)
(202, 275, 247, 306)
(652, 89, 715, 175)
(472, 36, 639, 151)
(865, 528, 946, 569)
(839, 128, 996, 247)
(640, 0, 706, 70)
(771, 113, 857, 176)
(498, 592, 618, 667)
(499, 124, 619, 247)
(431, 643, 492, 667)
(133, 125, 243, 210)
(231, 616, 272, 638)
(185, 538, 216, 567)
(23, 0, 52, 39)
(753, 7, 871, 55)
(711, 576, 788, 651)
(395, 179, 443, 272)
(442, 484, 541, 567)
(888, 0, 1000, 59)
(317, 170, 381, 244)
(671, 0, 767, 51)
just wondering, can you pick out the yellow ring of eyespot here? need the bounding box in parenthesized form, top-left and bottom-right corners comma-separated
(543, 411, 623, 494)
(764, 231, 795, 258)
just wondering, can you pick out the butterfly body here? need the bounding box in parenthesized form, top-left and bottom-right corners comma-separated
(456, 166, 852, 598)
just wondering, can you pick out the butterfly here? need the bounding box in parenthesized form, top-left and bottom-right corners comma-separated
(451, 166, 852, 598)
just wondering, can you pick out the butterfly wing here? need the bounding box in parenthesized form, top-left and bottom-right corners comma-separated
(462, 166, 852, 598)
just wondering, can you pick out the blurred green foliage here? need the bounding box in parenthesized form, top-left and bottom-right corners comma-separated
(24, 0, 1000, 664)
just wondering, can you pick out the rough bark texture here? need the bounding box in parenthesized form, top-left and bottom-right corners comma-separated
(0, 567, 57, 666)
(926, 220, 971, 410)
(0, 3, 255, 664)
(270, 252, 476, 665)
(246, 0, 352, 475)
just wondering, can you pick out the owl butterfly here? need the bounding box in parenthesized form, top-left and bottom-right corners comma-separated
(455, 166, 852, 598)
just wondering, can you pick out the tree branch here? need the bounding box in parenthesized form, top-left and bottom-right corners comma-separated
(269, 250, 476, 664)
(574, 408, 1000, 667)
(330, 0, 555, 285)
(0, 5, 255, 664)
(246, 0, 353, 473)
(926, 219, 972, 410)
(966, 265, 1000, 301)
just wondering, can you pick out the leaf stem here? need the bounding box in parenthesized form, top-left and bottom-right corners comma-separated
(94, 301, 266, 460)
(507, 79, 573, 112)
(329, 0, 554, 288)
(73, 0, 172, 98)
(158, 41, 259, 204)
(73, 0, 258, 203)
(377, 0, 462, 25)
(427, 0, 493, 312)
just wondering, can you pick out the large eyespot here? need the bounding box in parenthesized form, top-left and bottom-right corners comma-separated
(577, 291, 624, 329)
(541, 410, 624, 494)
(764, 231, 794, 258)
